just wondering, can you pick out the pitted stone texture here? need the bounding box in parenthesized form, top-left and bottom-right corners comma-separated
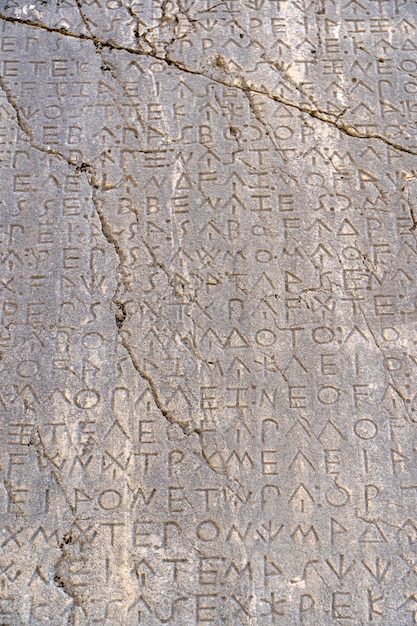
(0, 1, 417, 624)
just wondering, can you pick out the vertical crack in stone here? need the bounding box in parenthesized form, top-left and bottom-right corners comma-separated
(0, 72, 81, 167)
(2, 58, 225, 479)
(87, 185, 181, 424)
(3, 2, 417, 622)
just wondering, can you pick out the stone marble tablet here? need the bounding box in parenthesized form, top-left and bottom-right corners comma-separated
(0, 0, 417, 623)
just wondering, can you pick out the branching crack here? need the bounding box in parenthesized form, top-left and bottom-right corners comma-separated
(0, 71, 88, 171)
(0, 13, 416, 157)
(0, 47, 222, 476)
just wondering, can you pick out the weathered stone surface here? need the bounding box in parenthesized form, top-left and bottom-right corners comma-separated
(1, 0, 417, 623)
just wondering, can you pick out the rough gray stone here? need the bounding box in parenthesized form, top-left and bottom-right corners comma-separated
(0, 0, 417, 623)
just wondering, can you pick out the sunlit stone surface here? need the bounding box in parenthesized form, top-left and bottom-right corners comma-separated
(1, 0, 417, 623)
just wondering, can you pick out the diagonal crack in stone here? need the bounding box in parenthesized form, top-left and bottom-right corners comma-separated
(0, 12, 417, 158)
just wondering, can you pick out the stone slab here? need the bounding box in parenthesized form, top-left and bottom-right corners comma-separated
(0, 0, 417, 623)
